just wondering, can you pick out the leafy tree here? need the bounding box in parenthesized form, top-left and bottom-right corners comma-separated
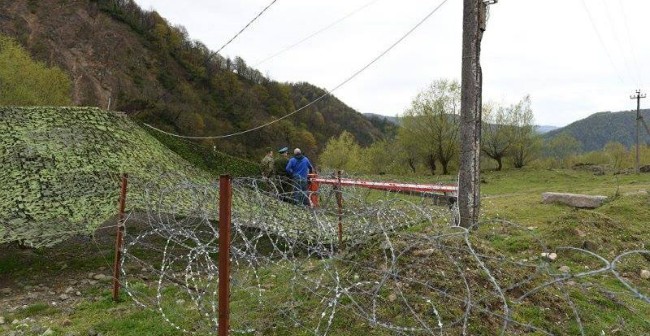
(400, 79, 460, 175)
(319, 131, 361, 171)
(360, 140, 402, 174)
(396, 121, 421, 174)
(604, 142, 628, 170)
(397, 114, 426, 173)
(508, 95, 541, 168)
(544, 132, 582, 166)
(366, 114, 398, 139)
(0, 35, 71, 105)
(481, 102, 511, 171)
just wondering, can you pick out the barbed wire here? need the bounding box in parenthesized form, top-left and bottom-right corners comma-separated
(118, 175, 650, 335)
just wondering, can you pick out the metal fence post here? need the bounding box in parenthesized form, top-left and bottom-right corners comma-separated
(308, 173, 319, 208)
(336, 170, 343, 247)
(218, 175, 232, 336)
(112, 173, 128, 302)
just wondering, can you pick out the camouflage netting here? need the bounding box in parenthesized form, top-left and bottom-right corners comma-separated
(0, 106, 210, 247)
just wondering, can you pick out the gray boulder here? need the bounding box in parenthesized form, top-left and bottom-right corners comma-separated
(541, 192, 607, 209)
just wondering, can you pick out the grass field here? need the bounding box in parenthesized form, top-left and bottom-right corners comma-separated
(1, 168, 648, 335)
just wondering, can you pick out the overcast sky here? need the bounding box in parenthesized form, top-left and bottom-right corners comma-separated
(133, 0, 649, 127)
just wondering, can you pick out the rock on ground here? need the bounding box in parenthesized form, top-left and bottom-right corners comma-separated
(541, 192, 607, 209)
(541, 252, 557, 261)
(641, 269, 650, 279)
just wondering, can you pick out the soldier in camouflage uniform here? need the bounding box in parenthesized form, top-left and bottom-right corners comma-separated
(274, 147, 292, 202)
(260, 148, 275, 178)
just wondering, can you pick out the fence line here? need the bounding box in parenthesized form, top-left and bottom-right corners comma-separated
(114, 175, 649, 335)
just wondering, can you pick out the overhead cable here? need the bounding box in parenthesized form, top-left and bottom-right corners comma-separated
(600, 0, 637, 86)
(253, 0, 383, 68)
(616, 0, 643, 87)
(580, 0, 626, 86)
(215, 0, 279, 54)
(145, 0, 450, 140)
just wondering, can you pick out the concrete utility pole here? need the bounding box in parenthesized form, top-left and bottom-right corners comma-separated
(630, 90, 646, 174)
(458, 0, 496, 228)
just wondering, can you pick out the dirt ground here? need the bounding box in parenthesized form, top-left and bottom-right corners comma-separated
(0, 221, 135, 335)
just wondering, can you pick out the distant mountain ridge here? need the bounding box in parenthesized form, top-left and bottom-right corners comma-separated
(364, 113, 400, 125)
(543, 109, 650, 152)
(535, 125, 558, 134)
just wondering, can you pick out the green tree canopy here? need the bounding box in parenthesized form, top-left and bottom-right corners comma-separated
(319, 131, 361, 172)
(481, 102, 512, 171)
(544, 132, 582, 165)
(508, 95, 541, 168)
(0, 34, 71, 106)
(399, 79, 460, 175)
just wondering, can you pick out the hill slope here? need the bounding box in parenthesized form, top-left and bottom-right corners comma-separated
(0, 106, 217, 247)
(0, 0, 383, 158)
(544, 109, 650, 151)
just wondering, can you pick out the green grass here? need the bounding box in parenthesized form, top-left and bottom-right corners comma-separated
(14, 303, 59, 319)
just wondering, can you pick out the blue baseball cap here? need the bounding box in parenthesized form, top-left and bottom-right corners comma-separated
(278, 147, 288, 154)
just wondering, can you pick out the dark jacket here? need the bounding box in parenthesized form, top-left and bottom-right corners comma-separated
(285, 154, 313, 180)
(274, 156, 290, 178)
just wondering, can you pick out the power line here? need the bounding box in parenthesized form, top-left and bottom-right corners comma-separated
(215, 0, 280, 55)
(580, 0, 627, 86)
(616, 0, 643, 87)
(252, 0, 383, 68)
(145, 0, 451, 140)
(600, 0, 637, 86)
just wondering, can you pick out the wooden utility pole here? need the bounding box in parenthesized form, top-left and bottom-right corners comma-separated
(459, 0, 495, 228)
(630, 90, 646, 174)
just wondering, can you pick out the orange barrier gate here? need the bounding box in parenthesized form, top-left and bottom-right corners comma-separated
(307, 173, 458, 208)
(307, 172, 457, 248)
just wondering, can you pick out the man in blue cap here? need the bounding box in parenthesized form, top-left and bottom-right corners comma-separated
(285, 148, 314, 205)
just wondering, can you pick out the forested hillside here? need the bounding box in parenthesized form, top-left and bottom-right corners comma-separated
(543, 109, 650, 152)
(0, 0, 384, 159)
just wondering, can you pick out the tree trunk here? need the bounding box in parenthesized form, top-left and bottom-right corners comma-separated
(496, 156, 502, 171)
(407, 158, 416, 173)
(440, 158, 450, 175)
(458, 0, 484, 228)
(427, 154, 436, 175)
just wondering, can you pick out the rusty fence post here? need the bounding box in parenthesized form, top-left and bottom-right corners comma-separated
(336, 170, 343, 247)
(218, 175, 232, 336)
(112, 173, 128, 302)
(308, 173, 319, 208)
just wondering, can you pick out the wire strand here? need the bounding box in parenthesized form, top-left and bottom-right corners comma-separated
(580, 0, 627, 86)
(145, 0, 451, 140)
(215, 0, 280, 54)
(252, 0, 383, 68)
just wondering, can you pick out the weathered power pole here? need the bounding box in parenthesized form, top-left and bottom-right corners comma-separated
(630, 90, 646, 174)
(458, 0, 496, 228)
